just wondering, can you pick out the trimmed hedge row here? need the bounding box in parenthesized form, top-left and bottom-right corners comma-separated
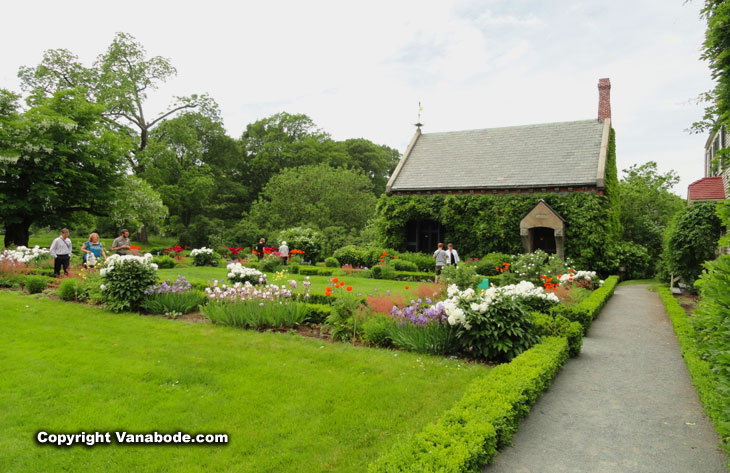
(656, 287, 729, 455)
(298, 266, 335, 276)
(368, 336, 570, 473)
(551, 275, 619, 333)
(531, 311, 583, 357)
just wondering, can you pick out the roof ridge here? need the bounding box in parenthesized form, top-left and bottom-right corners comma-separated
(420, 118, 601, 136)
(688, 176, 723, 187)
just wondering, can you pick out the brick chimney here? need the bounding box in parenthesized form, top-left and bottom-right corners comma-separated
(598, 78, 611, 121)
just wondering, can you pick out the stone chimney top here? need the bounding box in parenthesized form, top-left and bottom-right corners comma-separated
(598, 78, 611, 121)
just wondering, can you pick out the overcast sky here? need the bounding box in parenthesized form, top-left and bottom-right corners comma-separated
(1, 0, 714, 197)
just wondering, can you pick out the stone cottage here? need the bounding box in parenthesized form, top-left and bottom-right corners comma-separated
(378, 79, 619, 268)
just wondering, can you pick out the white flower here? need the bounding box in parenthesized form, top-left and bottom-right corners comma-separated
(190, 247, 215, 257)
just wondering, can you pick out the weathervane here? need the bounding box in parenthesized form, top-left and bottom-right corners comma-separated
(415, 101, 423, 129)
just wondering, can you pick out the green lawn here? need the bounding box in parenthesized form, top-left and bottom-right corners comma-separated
(0, 291, 487, 472)
(158, 265, 425, 298)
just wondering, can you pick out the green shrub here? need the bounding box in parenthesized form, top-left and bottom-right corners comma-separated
(301, 303, 331, 324)
(202, 301, 308, 329)
(475, 253, 514, 276)
(362, 313, 395, 347)
(141, 291, 207, 315)
(397, 252, 435, 272)
(370, 264, 397, 280)
(0, 275, 23, 289)
(152, 255, 176, 269)
(333, 245, 368, 267)
(368, 337, 569, 473)
(392, 259, 418, 272)
(389, 321, 460, 356)
(662, 201, 722, 285)
(288, 264, 299, 274)
(259, 256, 280, 273)
(101, 255, 159, 312)
(612, 241, 652, 280)
(687, 254, 730, 455)
(326, 297, 364, 342)
(324, 257, 340, 268)
(551, 275, 619, 333)
(440, 264, 480, 289)
(57, 278, 87, 302)
(23, 275, 49, 294)
(459, 296, 540, 362)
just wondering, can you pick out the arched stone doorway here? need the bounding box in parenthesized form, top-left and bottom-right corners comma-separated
(520, 199, 565, 259)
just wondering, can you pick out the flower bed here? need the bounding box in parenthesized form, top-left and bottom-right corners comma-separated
(0, 246, 49, 264)
(550, 275, 619, 333)
(141, 276, 206, 317)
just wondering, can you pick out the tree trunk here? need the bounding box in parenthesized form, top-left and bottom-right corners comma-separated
(137, 221, 149, 243)
(4, 220, 32, 248)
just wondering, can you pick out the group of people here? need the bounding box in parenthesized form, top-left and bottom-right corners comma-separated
(49, 229, 134, 277)
(433, 242, 460, 283)
(254, 238, 289, 265)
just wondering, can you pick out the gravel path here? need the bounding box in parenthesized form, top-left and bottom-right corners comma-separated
(484, 284, 727, 473)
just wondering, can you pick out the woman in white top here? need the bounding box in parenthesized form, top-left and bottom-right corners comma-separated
(446, 243, 460, 266)
(278, 241, 289, 265)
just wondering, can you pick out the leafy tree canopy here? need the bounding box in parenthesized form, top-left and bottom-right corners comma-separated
(18, 32, 218, 173)
(619, 161, 685, 261)
(248, 163, 377, 233)
(0, 88, 127, 247)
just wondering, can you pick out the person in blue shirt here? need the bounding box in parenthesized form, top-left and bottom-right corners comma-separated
(82, 232, 107, 268)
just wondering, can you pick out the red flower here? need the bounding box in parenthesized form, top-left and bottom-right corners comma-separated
(558, 274, 562, 279)
(346, 286, 353, 291)
(332, 277, 339, 283)
(405, 285, 410, 290)
(382, 251, 387, 256)
(541, 275, 546, 279)
(393, 255, 397, 259)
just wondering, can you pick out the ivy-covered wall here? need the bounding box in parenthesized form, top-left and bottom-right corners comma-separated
(376, 128, 620, 272)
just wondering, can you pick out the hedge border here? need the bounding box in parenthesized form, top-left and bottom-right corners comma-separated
(550, 275, 619, 334)
(368, 337, 570, 473)
(656, 286, 729, 456)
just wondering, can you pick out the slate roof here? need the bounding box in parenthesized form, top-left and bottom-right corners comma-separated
(687, 177, 725, 201)
(387, 119, 607, 192)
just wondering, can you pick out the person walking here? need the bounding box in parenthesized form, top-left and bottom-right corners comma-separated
(49, 228, 72, 277)
(446, 243, 460, 266)
(111, 229, 131, 255)
(255, 238, 266, 261)
(278, 241, 289, 265)
(82, 233, 106, 268)
(433, 242, 448, 283)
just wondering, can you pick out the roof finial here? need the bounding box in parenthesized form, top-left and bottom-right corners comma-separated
(415, 101, 423, 129)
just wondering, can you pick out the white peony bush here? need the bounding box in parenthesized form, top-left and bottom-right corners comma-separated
(227, 262, 267, 285)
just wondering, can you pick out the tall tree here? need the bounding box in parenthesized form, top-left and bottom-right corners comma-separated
(108, 175, 168, 240)
(340, 138, 400, 196)
(18, 32, 218, 174)
(248, 163, 376, 232)
(619, 162, 685, 261)
(0, 88, 126, 247)
(239, 112, 347, 201)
